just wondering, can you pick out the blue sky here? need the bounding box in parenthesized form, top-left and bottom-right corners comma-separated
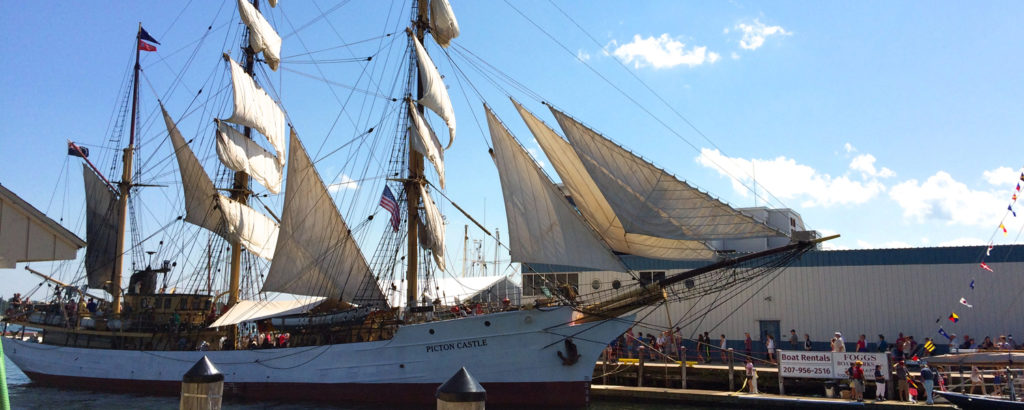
(2, 1, 1023, 297)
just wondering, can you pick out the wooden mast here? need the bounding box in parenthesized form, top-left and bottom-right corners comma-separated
(405, 0, 429, 309)
(111, 23, 143, 315)
(227, 0, 260, 308)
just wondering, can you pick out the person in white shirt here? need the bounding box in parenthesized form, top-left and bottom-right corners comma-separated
(833, 331, 847, 352)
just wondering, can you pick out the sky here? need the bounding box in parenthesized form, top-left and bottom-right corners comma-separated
(2, 1, 1024, 298)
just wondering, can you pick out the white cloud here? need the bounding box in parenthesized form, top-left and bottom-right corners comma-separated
(849, 154, 895, 179)
(735, 19, 789, 51)
(843, 142, 857, 153)
(730, 52, 740, 60)
(696, 148, 887, 208)
(327, 174, 358, 192)
(611, 34, 718, 69)
(982, 166, 1016, 186)
(889, 171, 1003, 226)
(577, 49, 591, 62)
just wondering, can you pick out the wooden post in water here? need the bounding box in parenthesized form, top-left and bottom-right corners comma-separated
(727, 348, 735, 391)
(180, 356, 223, 410)
(777, 356, 785, 395)
(680, 346, 687, 389)
(887, 352, 896, 399)
(637, 346, 645, 387)
(436, 367, 486, 410)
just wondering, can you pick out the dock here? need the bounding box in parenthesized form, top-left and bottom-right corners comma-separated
(592, 385, 955, 408)
(592, 358, 959, 408)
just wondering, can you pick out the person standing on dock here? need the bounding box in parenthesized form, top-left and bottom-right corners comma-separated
(804, 333, 813, 351)
(745, 358, 758, 394)
(874, 364, 886, 401)
(789, 329, 799, 349)
(851, 360, 865, 402)
(744, 332, 753, 359)
(765, 334, 776, 363)
(832, 332, 846, 352)
(856, 334, 867, 352)
(895, 360, 910, 401)
(719, 334, 728, 363)
(877, 334, 888, 352)
(970, 365, 986, 394)
(920, 363, 935, 405)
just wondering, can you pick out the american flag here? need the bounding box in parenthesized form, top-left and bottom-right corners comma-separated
(379, 186, 400, 231)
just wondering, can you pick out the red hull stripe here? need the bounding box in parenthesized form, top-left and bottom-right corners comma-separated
(21, 370, 589, 407)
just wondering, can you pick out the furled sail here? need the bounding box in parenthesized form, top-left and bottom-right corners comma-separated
(223, 57, 286, 166)
(408, 100, 445, 188)
(512, 100, 714, 260)
(236, 0, 281, 71)
(82, 165, 120, 289)
(410, 34, 456, 148)
(164, 106, 278, 260)
(419, 184, 446, 271)
(263, 129, 385, 303)
(486, 105, 627, 272)
(215, 119, 283, 194)
(428, 0, 460, 48)
(549, 107, 782, 241)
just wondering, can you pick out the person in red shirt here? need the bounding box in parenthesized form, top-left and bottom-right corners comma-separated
(856, 334, 867, 352)
(851, 360, 865, 401)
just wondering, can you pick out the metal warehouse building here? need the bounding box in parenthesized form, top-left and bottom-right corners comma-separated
(524, 245, 1024, 354)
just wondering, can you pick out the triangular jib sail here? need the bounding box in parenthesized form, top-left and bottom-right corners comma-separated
(513, 100, 714, 260)
(485, 104, 627, 273)
(549, 106, 781, 241)
(262, 129, 386, 304)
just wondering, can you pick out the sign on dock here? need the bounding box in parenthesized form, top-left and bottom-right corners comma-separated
(778, 350, 888, 379)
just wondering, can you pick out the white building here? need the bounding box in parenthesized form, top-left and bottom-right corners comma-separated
(523, 207, 1023, 353)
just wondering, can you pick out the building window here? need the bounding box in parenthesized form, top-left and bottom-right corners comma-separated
(638, 271, 665, 285)
(522, 273, 579, 296)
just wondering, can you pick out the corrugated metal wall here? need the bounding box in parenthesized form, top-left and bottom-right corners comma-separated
(526, 246, 1024, 349)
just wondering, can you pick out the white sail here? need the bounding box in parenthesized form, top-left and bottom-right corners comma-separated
(165, 106, 278, 261)
(223, 57, 286, 166)
(82, 165, 120, 290)
(408, 101, 445, 189)
(485, 105, 626, 272)
(263, 129, 385, 303)
(513, 100, 714, 260)
(215, 119, 284, 194)
(215, 195, 278, 260)
(428, 0, 460, 48)
(550, 107, 781, 241)
(419, 184, 446, 271)
(164, 106, 225, 236)
(410, 34, 456, 148)
(236, 0, 282, 71)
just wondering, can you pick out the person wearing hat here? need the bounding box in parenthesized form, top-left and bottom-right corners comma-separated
(895, 360, 909, 401)
(832, 331, 846, 352)
(851, 360, 865, 401)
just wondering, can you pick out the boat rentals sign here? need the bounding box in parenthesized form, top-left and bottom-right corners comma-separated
(778, 351, 889, 379)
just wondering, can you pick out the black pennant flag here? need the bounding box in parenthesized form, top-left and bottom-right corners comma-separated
(139, 26, 160, 45)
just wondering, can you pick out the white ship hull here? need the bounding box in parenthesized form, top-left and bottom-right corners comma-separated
(4, 307, 632, 407)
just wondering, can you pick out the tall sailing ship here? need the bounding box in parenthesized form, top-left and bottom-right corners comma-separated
(2, 1, 827, 406)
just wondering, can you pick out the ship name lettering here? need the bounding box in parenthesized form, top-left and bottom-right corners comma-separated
(426, 339, 487, 353)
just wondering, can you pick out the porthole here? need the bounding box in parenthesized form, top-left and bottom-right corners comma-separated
(429, 329, 435, 335)
(612, 280, 621, 290)
(484, 321, 491, 327)
(591, 280, 601, 290)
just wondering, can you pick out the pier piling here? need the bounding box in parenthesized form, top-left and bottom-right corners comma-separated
(727, 348, 735, 391)
(180, 355, 223, 410)
(436, 367, 486, 410)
